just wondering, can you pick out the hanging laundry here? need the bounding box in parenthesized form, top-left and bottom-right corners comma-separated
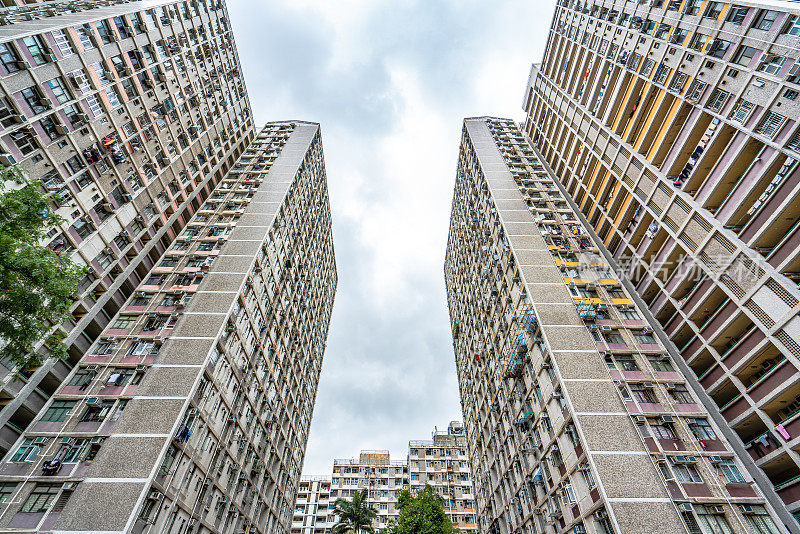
(776, 424, 791, 441)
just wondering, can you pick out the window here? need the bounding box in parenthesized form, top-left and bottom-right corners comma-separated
(730, 100, 754, 124)
(615, 355, 639, 371)
(741, 505, 781, 534)
(11, 438, 43, 462)
(39, 115, 62, 141)
(688, 418, 717, 440)
(630, 384, 657, 403)
(758, 55, 786, 76)
(59, 438, 91, 463)
(607, 288, 626, 299)
(0, 483, 16, 505)
(669, 384, 694, 404)
(635, 332, 657, 344)
(85, 94, 102, 116)
(704, 89, 729, 114)
(0, 42, 21, 72)
(68, 369, 95, 388)
(20, 86, 48, 114)
(727, 5, 750, 24)
(41, 400, 75, 422)
(105, 87, 122, 109)
(686, 80, 707, 103)
(113, 16, 131, 39)
(80, 400, 115, 422)
(754, 112, 786, 139)
(111, 316, 135, 329)
(95, 20, 115, 44)
(94, 339, 119, 355)
(21, 484, 60, 513)
(707, 39, 730, 59)
(683, 0, 701, 15)
(106, 368, 134, 386)
(51, 29, 73, 57)
(753, 10, 779, 31)
(672, 463, 703, 483)
(732, 46, 758, 66)
(602, 330, 625, 345)
(718, 460, 745, 483)
(688, 32, 707, 51)
(96, 250, 114, 270)
(22, 35, 49, 65)
(648, 355, 671, 371)
(129, 340, 156, 356)
(695, 505, 732, 533)
(704, 2, 724, 18)
(784, 15, 800, 37)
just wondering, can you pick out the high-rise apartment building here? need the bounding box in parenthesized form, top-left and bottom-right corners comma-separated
(408, 421, 477, 533)
(445, 116, 786, 534)
(0, 121, 337, 534)
(292, 476, 333, 534)
(0, 0, 253, 457)
(523, 0, 800, 524)
(330, 450, 408, 530)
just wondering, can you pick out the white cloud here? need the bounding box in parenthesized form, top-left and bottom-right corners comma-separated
(227, 0, 556, 476)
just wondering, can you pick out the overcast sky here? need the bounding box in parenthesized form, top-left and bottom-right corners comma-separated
(227, 0, 555, 476)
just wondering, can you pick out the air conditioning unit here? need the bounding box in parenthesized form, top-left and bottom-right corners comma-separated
(0, 153, 17, 166)
(601, 326, 612, 331)
(709, 455, 724, 464)
(634, 415, 647, 423)
(679, 503, 693, 512)
(85, 365, 98, 371)
(740, 504, 754, 514)
(55, 124, 69, 135)
(90, 436, 103, 444)
(553, 391, 563, 398)
(148, 490, 160, 500)
(85, 397, 100, 405)
(61, 481, 78, 491)
(710, 505, 725, 513)
(643, 382, 654, 388)
(33, 436, 48, 444)
(661, 415, 675, 423)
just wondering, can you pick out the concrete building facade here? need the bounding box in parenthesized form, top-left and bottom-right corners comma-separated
(0, 121, 337, 534)
(445, 117, 785, 534)
(0, 0, 253, 458)
(330, 451, 408, 530)
(408, 421, 477, 533)
(291, 476, 333, 534)
(523, 0, 800, 523)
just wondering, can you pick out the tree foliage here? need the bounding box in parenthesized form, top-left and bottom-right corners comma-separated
(384, 485, 457, 534)
(0, 165, 84, 371)
(333, 488, 378, 534)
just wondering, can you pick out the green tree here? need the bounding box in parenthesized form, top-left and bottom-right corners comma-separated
(384, 485, 457, 534)
(332, 488, 378, 534)
(0, 165, 84, 371)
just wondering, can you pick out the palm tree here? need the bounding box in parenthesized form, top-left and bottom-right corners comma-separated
(332, 489, 378, 534)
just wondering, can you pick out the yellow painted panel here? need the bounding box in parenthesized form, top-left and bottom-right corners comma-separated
(634, 86, 665, 150)
(613, 194, 632, 228)
(612, 77, 637, 132)
(611, 298, 633, 305)
(646, 97, 682, 162)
